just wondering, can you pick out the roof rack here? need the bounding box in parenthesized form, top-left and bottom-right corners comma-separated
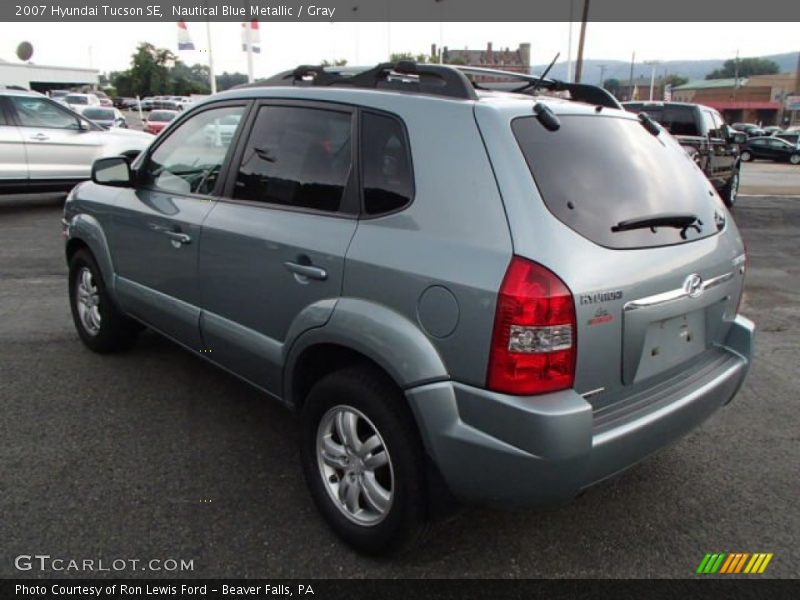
(233, 62, 622, 109)
(453, 65, 622, 109)
(238, 61, 479, 100)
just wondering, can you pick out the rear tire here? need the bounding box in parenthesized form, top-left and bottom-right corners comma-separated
(299, 367, 429, 555)
(790, 154, 800, 165)
(68, 249, 140, 353)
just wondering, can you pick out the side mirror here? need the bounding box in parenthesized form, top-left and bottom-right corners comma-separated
(731, 132, 747, 145)
(92, 156, 132, 188)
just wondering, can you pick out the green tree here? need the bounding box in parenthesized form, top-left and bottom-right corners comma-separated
(603, 78, 621, 94)
(215, 71, 248, 91)
(663, 74, 688, 87)
(112, 43, 176, 97)
(706, 57, 779, 80)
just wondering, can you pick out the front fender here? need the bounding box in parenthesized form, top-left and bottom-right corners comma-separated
(283, 297, 449, 402)
(65, 212, 117, 301)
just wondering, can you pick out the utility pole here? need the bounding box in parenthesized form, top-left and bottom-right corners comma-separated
(644, 59, 660, 101)
(628, 51, 635, 101)
(566, 0, 574, 83)
(206, 20, 216, 94)
(574, 0, 590, 83)
(597, 64, 606, 88)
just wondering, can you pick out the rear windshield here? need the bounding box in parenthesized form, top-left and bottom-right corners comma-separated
(83, 108, 114, 120)
(65, 95, 88, 104)
(149, 111, 176, 122)
(512, 114, 721, 249)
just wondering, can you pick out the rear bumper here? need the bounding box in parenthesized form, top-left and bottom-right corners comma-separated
(406, 315, 754, 508)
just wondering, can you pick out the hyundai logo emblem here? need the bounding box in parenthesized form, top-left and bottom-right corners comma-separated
(684, 273, 704, 298)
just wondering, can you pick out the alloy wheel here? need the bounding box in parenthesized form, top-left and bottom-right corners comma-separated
(75, 266, 101, 336)
(316, 405, 394, 526)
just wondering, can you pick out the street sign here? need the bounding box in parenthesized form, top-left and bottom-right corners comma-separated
(786, 95, 800, 111)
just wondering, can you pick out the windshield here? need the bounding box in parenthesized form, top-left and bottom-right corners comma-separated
(65, 95, 88, 104)
(83, 108, 114, 120)
(150, 111, 176, 122)
(512, 114, 722, 249)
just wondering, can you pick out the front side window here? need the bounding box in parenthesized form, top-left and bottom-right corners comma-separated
(140, 105, 245, 196)
(9, 96, 81, 130)
(361, 112, 413, 215)
(232, 106, 352, 213)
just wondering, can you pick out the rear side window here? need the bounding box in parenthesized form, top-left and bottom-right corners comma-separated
(0, 103, 7, 126)
(361, 112, 413, 215)
(233, 106, 352, 213)
(512, 115, 721, 249)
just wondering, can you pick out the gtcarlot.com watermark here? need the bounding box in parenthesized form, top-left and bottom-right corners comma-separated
(15, 554, 194, 573)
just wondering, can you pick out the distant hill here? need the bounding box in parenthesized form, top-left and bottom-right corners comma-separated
(531, 52, 799, 85)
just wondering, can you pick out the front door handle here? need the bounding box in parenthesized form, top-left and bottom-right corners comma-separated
(163, 230, 192, 245)
(30, 133, 49, 141)
(284, 261, 327, 281)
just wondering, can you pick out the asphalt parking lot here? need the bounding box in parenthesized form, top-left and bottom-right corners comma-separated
(1, 165, 798, 578)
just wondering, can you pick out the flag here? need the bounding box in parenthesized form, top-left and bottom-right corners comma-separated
(177, 20, 194, 51)
(241, 20, 261, 54)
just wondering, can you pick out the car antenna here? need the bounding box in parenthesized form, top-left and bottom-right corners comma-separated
(527, 52, 560, 96)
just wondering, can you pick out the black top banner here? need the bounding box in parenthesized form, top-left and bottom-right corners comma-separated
(5, 0, 800, 22)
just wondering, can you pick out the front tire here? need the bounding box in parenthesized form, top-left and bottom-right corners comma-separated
(68, 249, 140, 353)
(299, 367, 429, 555)
(740, 150, 752, 162)
(722, 169, 740, 208)
(790, 154, 800, 165)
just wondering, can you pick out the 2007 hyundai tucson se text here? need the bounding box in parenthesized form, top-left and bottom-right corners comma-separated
(62, 63, 754, 554)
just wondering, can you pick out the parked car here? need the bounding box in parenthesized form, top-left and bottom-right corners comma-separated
(113, 97, 139, 109)
(762, 126, 783, 136)
(94, 90, 113, 107)
(623, 101, 746, 206)
(63, 93, 101, 113)
(775, 132, 800, 148)
(0, 88, 152, 192)
(82, 107, 128, 129)
(63, 63, 753, 554)
(143, 109, 178, 135)
(175, 96, 194, 111)
(731, 122, 766, 137)
(48, 89, 70, 100)
(740, 136, 800, 164)
(140, 97, 155, 111)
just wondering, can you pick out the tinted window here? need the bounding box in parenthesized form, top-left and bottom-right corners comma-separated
(0, 104, 7, 126)
(361, 112, 413, 215)
(141, 105, 244, 196)
(512, 115, 720, 249)
(627, 104, 699, 136)
(149, 111, 177, 122)
(702, 111, 720, 137)
(9, 96, 80, 129)
(232, 106, 352, 213)
(65, 95, 88, 105)
(83, 108, 114, 120)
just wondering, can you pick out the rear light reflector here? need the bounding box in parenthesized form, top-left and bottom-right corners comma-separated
(487, 257, 577, 395)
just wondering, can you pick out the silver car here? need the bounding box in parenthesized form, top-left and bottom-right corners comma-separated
(62, 63, 754, 554)
(0, 88, 151, 192)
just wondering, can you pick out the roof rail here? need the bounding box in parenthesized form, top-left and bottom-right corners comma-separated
(233, 62, 622, 109)
(453, 65, 623, 109)
(236, 61, 479, 100)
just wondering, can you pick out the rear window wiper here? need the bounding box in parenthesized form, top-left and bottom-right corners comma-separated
(612, 213, 702, 238)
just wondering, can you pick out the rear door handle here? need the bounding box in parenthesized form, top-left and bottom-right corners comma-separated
(284, 261, 327, 281)
(30, 133, 49, 141)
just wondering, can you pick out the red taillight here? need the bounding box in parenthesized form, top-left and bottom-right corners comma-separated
(487, 256, 577, 395)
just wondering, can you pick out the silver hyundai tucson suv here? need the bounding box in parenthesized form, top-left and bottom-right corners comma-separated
(62, 63, 754, 554)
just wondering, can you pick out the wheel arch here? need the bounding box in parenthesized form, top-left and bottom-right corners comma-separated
(283, 298, 450, 409)
(65, 213, 118, 301)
